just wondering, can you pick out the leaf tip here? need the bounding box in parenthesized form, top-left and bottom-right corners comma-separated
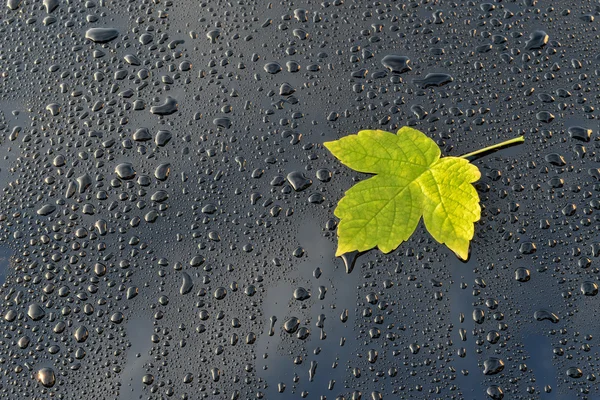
(377, 244, 395, 254)
(335, 246, 352, 258)
(323, 139, 340, 150)
(452, 244, 470, 261)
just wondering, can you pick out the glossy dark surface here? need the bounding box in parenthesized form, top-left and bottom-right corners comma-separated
(0, 0, 599, 399)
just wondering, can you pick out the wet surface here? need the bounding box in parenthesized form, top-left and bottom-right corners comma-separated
(0, 246, 11, 285)
(0, 0, 599, 399)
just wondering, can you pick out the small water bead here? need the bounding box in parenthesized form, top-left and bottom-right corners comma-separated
(126, 287, 138, 299)
(514, 267, 531, 282)
(562, 204, 576, 216)
(198, 310, 210, 321)
(409, 343, 420, 354)
(144, 210, 159, 223)
(115, 163, 136, 180)
(201, 204, 217, 214)
(94, 263, 106, 277)
(485, 298, 499, 310)
(154, 163, 171, 181)
(573, 144, 586, 159)
(151, 190, 169, 203)
(36, 368, 56, 388)
(544, 153, 566, 166)
(341, 252, 359, 274)
(74, 326, 89, 343)
(348, 67, 367, 79)
(276, 61, 297, 75)
(412, 73, 453, 89)
(538, 93, 555, 103)
(139, 33, 153, 45)
(142, 374, 154, 385)
(316, 169, 331, 182)
(206, 29, 220, 43)
(213, 117, 232, 129)
(365, 293, 378, 304)
(486, 331, 500, 344)
(214, 287, 227, 300)
(124, 54, 141, 65)
(150, 96, 178, 116)
(568, 126, 592, 142)
(27, 304, 45, 321)
(283, 317, 300, 334)
(14, 336, 30, 352)
(180, 272, 193, 295)
(279, 83, 295, 96)
(410, 105, 428, 120)
(286, 171, 312, 191)
(370, 391, 383, 400)
(133, 127, 152, 142)
(368, 328, 381, 339)
(579, 257, 592, 269)
(296, 327, 310, 340)
(340, 309, 349, 323)
(566, 367, 583, 379)
(536, 111, 554, 123)
(158, 296, 169, 306)
(85, 28, 119, 43)
(486, 385, 504, 399)
(292, 247, 304, 258)
(244, 285, 256, 297)
(367, 349, 378, 363)
(36, 204, 56, 216)
(264, 62, 282, 74)
(483, 358, 505, 375)
(6, 0, 21, 9)
(293, 287, 311, 301)
(580, 281, 598, 296)
(519, 242, 537, 255)
(306, 64, 320, 72)
(381, 55, 411, 74)
(547, 177, 564, 188)
(110, 312, 124, 324)
(292, 28, 309, 40)
(52, 154, 65, 166)
(534, 310, 560, 323)
(307, 193, 325, 204)
(45, 103, 61, 116)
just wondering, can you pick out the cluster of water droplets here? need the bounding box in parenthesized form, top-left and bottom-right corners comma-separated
(0, 0, 598, 399)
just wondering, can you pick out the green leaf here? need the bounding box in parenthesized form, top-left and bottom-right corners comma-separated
(324, 127, 481, 260)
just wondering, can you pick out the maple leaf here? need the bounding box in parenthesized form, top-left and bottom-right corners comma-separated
(324, 127, 481, 260)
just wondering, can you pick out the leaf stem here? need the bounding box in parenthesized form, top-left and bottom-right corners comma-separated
(459, 136, 524, 159)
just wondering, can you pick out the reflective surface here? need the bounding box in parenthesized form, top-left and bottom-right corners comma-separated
(0, 0, 599, 399)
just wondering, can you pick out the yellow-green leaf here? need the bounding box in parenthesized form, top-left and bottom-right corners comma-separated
(324, 127, 481, 260)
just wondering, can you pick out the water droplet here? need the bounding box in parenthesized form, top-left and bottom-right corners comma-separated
(381, 55, 411, 74)
(483, 358, 505, 375)
(525, 30, 549, 50)
(412, 73, 453, 89)
(115, 163, 136, 180)
(264, 62, 282, 74)
(36, 368, 56, 388)
(534, 310, 559, 323)
(85, 28, 119, 43)
(27, 304, 45, 321)
(150, 96, 178, 116)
